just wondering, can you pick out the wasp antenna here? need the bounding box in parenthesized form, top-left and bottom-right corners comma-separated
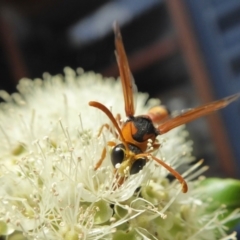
(149, 154, 188, 193)
(89, 101, 128, 147)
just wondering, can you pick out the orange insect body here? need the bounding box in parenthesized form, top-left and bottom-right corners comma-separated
(89, 22, 240, 193)
(148, 106, 169, 124)
(121, 115, 158, 153)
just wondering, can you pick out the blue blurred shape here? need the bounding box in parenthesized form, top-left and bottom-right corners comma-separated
(185, 0, 240, 173)
(68, 0, 161, 47)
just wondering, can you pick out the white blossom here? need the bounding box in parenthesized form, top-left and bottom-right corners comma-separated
(0, 67, 239, 240)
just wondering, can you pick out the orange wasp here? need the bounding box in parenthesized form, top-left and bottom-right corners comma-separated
(89, 23, 240, 193)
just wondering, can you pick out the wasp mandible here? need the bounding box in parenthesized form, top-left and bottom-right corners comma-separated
(89, 22, 240, 193)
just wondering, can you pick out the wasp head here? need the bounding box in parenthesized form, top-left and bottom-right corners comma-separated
(111, 143, 147, 176)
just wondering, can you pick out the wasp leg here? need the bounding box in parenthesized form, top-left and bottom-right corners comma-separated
(98, 124, 110, 137)
(94, 141, 116, 170)
(116, 113, 122, 126)
(97, 123, 118, 138)
(97, 113, 122, 138)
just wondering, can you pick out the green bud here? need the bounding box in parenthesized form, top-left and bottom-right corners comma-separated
(11, 144, 25, 156)
(114, 204, 128, 219)
(8, 231, 27, 240)
(93, 200, 113, 224)
(0, 220, 8, 235)
(112, 229, 138, 240)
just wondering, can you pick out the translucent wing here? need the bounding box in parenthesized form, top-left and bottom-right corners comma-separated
(158, 93, 240, 134)
(113, 22, 137, 117)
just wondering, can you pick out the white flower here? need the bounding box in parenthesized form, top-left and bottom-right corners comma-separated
(0, 67, 239, 240)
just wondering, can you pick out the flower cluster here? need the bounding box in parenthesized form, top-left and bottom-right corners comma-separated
(0, 68, 239, 240)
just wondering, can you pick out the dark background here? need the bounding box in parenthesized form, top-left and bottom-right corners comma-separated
(0, 0, 240, 178)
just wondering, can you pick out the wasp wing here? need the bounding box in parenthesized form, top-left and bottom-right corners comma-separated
(158, 93, 240, 134)
(114, 22, 136, 117)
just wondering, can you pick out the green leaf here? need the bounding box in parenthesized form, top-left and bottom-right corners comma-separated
(199, 178, 240, 208)
(198, 178, 240, 228)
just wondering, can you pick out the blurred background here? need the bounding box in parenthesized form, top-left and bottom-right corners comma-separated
(0, 0, 240, 180)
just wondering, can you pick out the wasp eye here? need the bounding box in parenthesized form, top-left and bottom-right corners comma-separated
(111, 144, 125, 167)
(130, 157, 146, 175)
